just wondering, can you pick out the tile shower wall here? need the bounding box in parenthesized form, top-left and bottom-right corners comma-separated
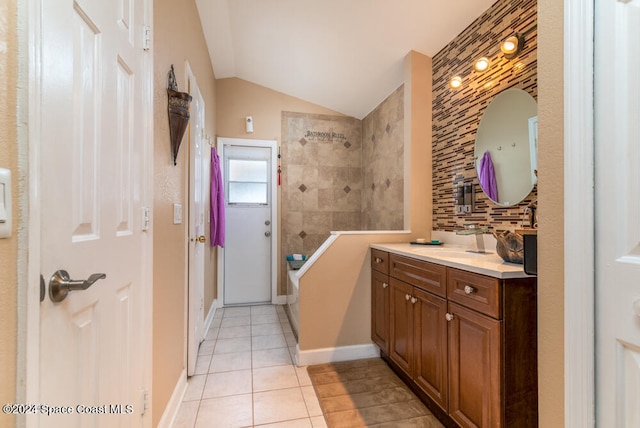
(362, 85, 405, 231)
(432, 0, 537, 232)
(280, 91, 405, 291)
(281, 112, 363, 259)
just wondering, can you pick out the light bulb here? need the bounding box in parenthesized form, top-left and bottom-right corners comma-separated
(501, 38, 517, 54)
(474, 57, 490, 73)
(501, 35, 523, 59)
(449, 76, 462, 89)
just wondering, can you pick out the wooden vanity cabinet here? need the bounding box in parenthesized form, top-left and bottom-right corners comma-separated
(371, 249, 390, 354)
(412, 286, 449, 411)
(388, 278, 414, 374)
(388, 254, 449, 411)
(371, 250, 538, 428)
(447, 301, 501, 428)
(446, 267, 538, 428)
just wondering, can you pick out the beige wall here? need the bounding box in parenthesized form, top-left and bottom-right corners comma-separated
(216, 78, 342, 140)
(153, 0, 218, 424)
(0, 1, 19, 425)
(405, 51, 433, 238)
(537, 0, 565, 425)
(298, 232, 410, 350)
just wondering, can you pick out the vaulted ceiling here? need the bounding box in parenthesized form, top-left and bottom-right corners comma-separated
(195, 0, 496, 119)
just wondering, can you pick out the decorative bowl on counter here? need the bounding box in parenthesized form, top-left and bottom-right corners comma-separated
(493, 231, 524, 264)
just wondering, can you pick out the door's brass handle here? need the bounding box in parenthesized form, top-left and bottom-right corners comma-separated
(196, 235, 206, 243)
(49, 270, 106, 303)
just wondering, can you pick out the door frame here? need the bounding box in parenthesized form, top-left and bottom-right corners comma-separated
(216, 137, 281, 306)
(22, 0, 154, 424)
(563, 0, 595, 426)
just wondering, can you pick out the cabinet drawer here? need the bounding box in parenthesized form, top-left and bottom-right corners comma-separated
(371, 249, 389, 274)
(447, 268, 501, 318)
(390, 254, 447, 298)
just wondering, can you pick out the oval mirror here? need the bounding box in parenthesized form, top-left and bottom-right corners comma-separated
(475, 88, 538, 207)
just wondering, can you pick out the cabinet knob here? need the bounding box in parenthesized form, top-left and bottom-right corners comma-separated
(382, 282, 388, 289)
(375, 257, 383, 264)
(464, 285, 475, 295)
(445, 313, 454, 321)
(405, 294, 411, 301)
(411, 297, 417, 304)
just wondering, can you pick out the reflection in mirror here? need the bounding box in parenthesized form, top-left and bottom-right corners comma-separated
(475, 88, 537, 207)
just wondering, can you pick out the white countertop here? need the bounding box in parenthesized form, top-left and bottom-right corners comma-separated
(370, 242, 533, 279)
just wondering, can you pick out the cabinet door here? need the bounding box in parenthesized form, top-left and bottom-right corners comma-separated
(371, 270, 390, 354)
(413, 287, 448, 411)
(389, 278, 414, 375)
(448, 302, 501, 428)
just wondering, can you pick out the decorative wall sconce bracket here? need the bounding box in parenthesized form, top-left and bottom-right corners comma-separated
(167, 64, 192, 166)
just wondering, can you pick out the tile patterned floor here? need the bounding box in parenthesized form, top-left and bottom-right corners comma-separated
(172, 305, 327, 428)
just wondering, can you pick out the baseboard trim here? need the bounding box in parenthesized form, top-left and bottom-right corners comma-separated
(296, 343, 380, 366)
(272, 295, 287, 305)
(156, 369, 187, 428)
(203, 300, 218, 336)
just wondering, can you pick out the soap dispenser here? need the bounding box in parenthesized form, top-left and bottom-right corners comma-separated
(456, 184, 465, 213)
(463, 183, 475, 213)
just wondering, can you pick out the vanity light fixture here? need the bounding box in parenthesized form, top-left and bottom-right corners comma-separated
(449, 76, 463, 89)
(448, 24, 535, 90)
(501, 34, 525, 59)
(474, 57, 490, 73)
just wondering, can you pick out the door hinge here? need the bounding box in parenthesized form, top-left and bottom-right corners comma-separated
(140, 389, 149, 415)
(142, 25, 151, 51)
(142, 206, 150, 231)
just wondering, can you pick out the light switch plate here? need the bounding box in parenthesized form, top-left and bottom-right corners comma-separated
(0, 168, 11, 238)
(173, 203, 182, 225)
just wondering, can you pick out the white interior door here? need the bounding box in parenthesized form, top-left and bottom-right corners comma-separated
(595, 0, 640, 426)
(187, 69, 207, 376)
(38, 0, 150, 426)
(223, 143, 274, 305)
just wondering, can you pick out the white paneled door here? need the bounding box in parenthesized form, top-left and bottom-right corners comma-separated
(187, 69, 207, 376)
(37, 0, 151, 426)
(595, 0, 640, 426)
(222, 141, 276, 305)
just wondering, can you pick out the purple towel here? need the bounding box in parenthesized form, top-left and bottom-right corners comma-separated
(478, 150, 499, 202)
(210, 147, 225, 247)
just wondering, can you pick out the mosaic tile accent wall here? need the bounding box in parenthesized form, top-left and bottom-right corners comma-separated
(432, 0, 537, 232)
(362, 85, 405, 230)
(281, 112, 363, 260)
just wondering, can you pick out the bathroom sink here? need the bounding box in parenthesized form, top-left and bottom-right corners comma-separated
(411, 246, 491, 259)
